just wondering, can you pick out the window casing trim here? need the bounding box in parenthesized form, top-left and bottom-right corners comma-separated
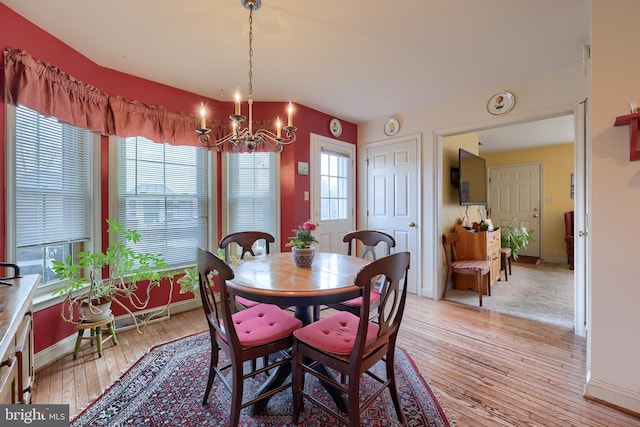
(5, 103, 102, 302)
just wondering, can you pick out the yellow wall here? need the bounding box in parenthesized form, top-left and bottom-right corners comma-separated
(442, 133, 486, 233)
(483, 143, 574, 259)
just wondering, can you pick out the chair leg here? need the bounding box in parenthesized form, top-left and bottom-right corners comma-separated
(385, 349, 405, 424)
(501, 252, 508, 281)
(229, 361, 244, 427)
(477, 273, 483, 307)
(347, 370, 361, 427)
(292, 341, 304, 424)
(442, 269, 452, 299)
(202, 336, 219, 404)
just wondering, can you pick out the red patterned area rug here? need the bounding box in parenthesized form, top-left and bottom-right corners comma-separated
(72, 331, 450, 426)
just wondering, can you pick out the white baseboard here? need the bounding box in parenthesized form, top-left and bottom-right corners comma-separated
(541, 254, 568, 265)
(34, 298, 201, 371)
(584, 376, 640, 415)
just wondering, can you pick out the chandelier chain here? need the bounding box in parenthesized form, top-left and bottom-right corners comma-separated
(248, 6, 254, 102)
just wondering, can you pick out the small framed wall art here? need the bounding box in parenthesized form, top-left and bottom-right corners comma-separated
(329, 118, 342, 137)
(384, 118, 400, 136)
(487, 91, 515, 116)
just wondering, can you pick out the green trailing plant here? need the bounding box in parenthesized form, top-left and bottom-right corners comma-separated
(51, 219, 176, 330)
(500, 217, 535, 260)
(177, 249, 226, 297)
(178, 267, 199, 297)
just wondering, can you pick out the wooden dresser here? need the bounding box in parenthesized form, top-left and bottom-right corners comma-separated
(453, 225, 501, 292)
(0, 274, 40, 404)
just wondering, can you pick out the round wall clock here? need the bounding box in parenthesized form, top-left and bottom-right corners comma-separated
(384, 118, 400, 136)
(487, 91, 515, 115)
(329, 118, 342, 137)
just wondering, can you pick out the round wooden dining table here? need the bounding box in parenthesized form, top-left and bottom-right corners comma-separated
(226, 251, 369, 415)
(227, 251, 369, 325)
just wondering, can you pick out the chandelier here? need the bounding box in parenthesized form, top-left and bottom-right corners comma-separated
(196, 0, 296, 153)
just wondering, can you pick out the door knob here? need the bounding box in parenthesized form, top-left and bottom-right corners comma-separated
(533, 213, 539, 218)
(578, 230, 588, 237)
(408, 221, 416, 227)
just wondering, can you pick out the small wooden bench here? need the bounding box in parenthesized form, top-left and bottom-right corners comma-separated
(73, 315, 118, 359)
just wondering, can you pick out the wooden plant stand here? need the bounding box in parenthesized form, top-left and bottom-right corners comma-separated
(73, 314, 118, 359)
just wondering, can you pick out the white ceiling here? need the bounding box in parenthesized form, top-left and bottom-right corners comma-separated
(477, 115, 576, 153)
(3, 0, 589, 149)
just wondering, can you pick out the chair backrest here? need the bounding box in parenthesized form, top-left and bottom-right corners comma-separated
(441, 232, 459, 269)
(353, 252, 410, 354)
(197, 248, 238, 350)
(343, 230, 396, 261)
(219, 231, 275, 263)
(564, 211, 574, 238)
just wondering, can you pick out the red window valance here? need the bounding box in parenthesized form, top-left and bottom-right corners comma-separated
(4, 48, 201, 146)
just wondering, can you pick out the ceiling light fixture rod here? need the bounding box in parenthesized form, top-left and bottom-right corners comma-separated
(196, 0, 297, 153)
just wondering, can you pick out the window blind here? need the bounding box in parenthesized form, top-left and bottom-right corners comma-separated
(15, 105, 91, 247)
(115, 136, 208, 267)
(226, 152, 277, 237)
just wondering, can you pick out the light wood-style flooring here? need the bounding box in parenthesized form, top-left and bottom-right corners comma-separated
(33, 295, 640, 426)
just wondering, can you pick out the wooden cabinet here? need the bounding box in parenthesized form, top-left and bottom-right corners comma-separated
(0, 275, 39, 404)
(453, 225, 501, 291)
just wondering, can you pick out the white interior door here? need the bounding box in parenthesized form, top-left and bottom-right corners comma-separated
(366, 135, 420, 294)
(488, 163, 542, 257)
(310, 134, 355, 253)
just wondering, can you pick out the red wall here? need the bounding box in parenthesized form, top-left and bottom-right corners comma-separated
(0, 4, 357, 354)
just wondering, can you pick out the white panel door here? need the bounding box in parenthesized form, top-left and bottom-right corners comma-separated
(310, 134, 356, 253)
(366, 136, 420, 294)
(488, 163, 542, 257)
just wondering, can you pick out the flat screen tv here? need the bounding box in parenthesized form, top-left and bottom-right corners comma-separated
(458, 148, 487, 205)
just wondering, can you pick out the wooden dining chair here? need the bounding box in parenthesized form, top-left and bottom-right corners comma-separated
(197, 248, 302, 427)
(442, 232, 492, 306)
(322, 230, 396, 320)
(219, 231, 275, 309)
(292, 252, 410, 426)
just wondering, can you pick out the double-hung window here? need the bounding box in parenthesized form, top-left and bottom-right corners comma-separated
(225, 152, 279, 255)
(114, 136, 208, 267)
(320, 149, 349, 221)
(10, 104, 95, 291)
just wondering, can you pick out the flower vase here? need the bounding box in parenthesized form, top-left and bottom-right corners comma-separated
(292, 247, 315, 268)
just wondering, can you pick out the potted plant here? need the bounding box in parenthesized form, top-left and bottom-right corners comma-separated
(500, 217, 535, 260)
(52, 219, 176, 329)
(285, 220, 319, 267)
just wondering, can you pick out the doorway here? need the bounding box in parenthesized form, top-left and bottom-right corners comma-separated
(438, 112, 582, 333)
(310, 133, 356, 253)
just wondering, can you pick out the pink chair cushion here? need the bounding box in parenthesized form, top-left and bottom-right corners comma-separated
(235, 295, 260, 308)
(293, 311, 379, 355)
(223, 304, 302, 348)
(339, 290, 381, 307)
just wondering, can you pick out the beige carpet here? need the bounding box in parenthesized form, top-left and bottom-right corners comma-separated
(444, 261, 574, 330)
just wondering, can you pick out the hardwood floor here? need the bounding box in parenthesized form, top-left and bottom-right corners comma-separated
(33, 295, 640, 426)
